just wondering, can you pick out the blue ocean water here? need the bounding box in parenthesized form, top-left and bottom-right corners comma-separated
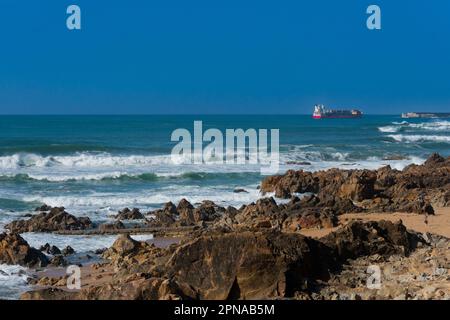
(0, 114, 449, 298)
(0, 115, 449, 223)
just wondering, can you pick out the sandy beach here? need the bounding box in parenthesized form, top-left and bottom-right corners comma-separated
(300, 207, 450, 238)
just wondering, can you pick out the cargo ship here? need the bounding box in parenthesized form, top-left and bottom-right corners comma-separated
(312, 104, 362, 119)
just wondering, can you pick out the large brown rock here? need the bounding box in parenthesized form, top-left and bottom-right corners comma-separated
(261, 170, 319, 198)
(338, 170, 377, 201)
(320, 220, 422, 261)
(5, 207, 93, 233)
(102, 234, 164, 270)
(163, 231, 335, 299)
(233, 197, 283, 229)
(0, 233, 48, 267)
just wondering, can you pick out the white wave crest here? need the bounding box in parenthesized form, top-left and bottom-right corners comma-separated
(26, 171, 141, 182)
(408, 120, 450, 131)
(22, 187, 262, 212)
(280, 148, 350, 162)
(378, 125, 401, 133)
(381, 120, 450, 133)
(0, 153, 173, 170)
(388, 134, 450, 143)
(0, 264, 30, 300)
(392, 121, 409, 125)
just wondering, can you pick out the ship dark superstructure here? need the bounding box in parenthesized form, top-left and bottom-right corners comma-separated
(312, 104, 362, 119)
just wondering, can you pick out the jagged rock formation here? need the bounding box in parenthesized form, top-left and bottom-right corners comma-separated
(0, 233, 48, 267)
(115, 208, 144, 220)
(5, 207, 93, 233)
(261, 153, 449, 214)
(146, 199, 225, 227)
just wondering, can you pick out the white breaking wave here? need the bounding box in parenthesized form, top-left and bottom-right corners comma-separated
(0, 152, 173, 170)
(388, 134, 450, 143)
(329, 152, 349, 161)
(409, 120, 450, 131)
(279, 156, 424, 172)
(378, 126, 401, 133)
(0, 264, 30, 300)
(392, 121, 409, 125)
(26, 171, 137, 182)
(22, 186, 263, 212)
(0, 149, 430, 182)
(379, 120, 450, 133)
(1, 150, 351, 171)
(0, 151, 269, 182)
(4, 167, 261, 182)
(281, 146, 350, 162)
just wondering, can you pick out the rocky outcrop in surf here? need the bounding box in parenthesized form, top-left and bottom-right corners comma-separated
(146, 199, 224, 227)
(5, 207, 93, 233)
(210, 197, 339, 232)
(261, 153, 450, 214)
(0, 233, 48, 267)
(101, 233, 164, 270)
(143, 197, 339, 233)
(115, 208, 144, 220)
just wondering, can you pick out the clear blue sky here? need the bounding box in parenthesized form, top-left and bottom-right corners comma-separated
(0, 0, 449, 114)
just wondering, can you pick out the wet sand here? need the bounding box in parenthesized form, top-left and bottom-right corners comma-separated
(300, 207, 450, 238)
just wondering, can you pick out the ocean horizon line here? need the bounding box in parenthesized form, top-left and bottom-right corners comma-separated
(0, 113, 404, 116)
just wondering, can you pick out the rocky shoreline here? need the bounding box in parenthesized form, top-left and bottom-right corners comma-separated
(0, 153, 449, 300)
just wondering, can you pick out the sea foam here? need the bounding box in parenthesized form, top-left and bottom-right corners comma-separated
(388, 134, 450, 143)
(0, 264, 30, 300)
(379, 120, 450, 133)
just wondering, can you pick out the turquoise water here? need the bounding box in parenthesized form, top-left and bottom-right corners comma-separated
(0, 115, 449, 224)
